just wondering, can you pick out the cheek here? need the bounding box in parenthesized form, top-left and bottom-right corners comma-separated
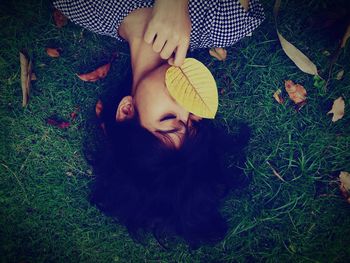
(136, 95, 163, 128)
(136, 87, 171, 124)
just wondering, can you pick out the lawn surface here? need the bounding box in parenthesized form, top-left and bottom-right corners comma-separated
(1, 0, 349, 262)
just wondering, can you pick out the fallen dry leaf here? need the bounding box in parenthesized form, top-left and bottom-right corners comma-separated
(273, 89, 284, 104)
(31, 73, 37, 81)
(53, 9, 68, 28)
(47, 118, 70, 129)
(341, 24, 350, 48)
(95, 100, 106, 132)
(336, 69, 344, 80)
(77, 54, 117, 82)
(70, 106, 80, 120)
(95, 99, 103, 118)
(20, 51, 33, 107)
(273, 0, 318, 76)
(327, 97, 345, 122)
(322, 50, 331, 56)
(339, 171, 350, 204)
(209, 47, 227, 61)
(77, 63, 111, 82)
(70, 112, 78, 120)
(46, 47, 62, 58)
(284, 80, 307, 104)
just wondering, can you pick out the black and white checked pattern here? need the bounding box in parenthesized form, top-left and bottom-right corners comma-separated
(53, 0, 265, 50)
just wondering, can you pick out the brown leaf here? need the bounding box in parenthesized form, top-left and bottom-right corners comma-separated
(53, 9, 68, 28)
(30, 73, 37, 81)
(95, 100, 106, 132)
(20, 51, 32, 107)
(273, 89, 284, 104)
(46, 47, 61, 58)
(47, 118, 70, 129)
(339, 171, 350, 204)
(95, 99, 103, 118)
(284, 80, 307, 104)
(77, 62, 111, 82)
(327, 97, 345, 122)
(209, 48, 227, 61)
(70, 112, 78, 120)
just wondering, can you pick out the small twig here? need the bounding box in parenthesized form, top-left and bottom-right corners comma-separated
(266, 161, 286, 182)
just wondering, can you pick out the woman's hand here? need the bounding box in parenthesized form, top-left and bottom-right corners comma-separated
(144, 0, 191, 66)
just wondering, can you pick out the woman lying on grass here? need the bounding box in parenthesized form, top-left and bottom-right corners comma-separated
(53, 0, 264, 248)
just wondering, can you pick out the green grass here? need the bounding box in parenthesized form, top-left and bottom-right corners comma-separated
(1, 0, 349, 262)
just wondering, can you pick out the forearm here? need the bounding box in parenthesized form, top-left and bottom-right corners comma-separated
(119, 8, 166, 91)
(129, 37, 165, 92)
(119, 7, 152, 41)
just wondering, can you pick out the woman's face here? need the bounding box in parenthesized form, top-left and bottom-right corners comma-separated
(133, 64, 201, 148)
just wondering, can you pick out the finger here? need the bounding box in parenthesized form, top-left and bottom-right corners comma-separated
(173, 39, 190, 66)
(167, 57, 175, 66)
(160, 40, 178, 60)
(144, 25, 157, 44)
(152, 35, 167, 53)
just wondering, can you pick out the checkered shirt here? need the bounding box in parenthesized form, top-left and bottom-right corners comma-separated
(53, 0, 265, 50)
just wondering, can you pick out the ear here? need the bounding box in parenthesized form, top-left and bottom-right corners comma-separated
(115, 96, 135, 122)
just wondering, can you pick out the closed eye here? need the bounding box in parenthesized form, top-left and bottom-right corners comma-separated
(159, 114, 176, 122)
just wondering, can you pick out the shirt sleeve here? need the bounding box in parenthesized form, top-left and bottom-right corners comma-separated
(53, 0, 154, 41)
(53, 0, 265, 50)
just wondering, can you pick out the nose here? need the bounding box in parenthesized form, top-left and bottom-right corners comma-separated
(176, 104, 190, 123)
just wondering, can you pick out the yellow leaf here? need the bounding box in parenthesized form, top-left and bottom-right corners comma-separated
(327, 97, 345, 122)
(273, 0, 318, 75)
(20, 51, 32, 107)
(165, 58, 218, 119)
(209, 47, 227, 61)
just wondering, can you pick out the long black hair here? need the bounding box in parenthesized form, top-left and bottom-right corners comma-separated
(87, 66, 251, 248)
